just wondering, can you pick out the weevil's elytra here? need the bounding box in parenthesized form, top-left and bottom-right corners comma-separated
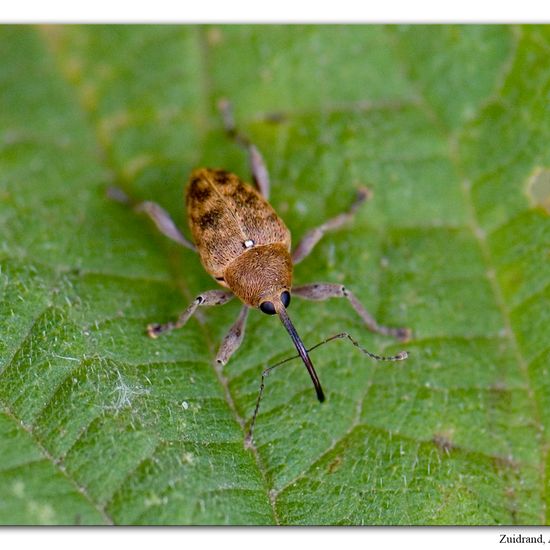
(186, 167, 291, 285)
(110, 100, 411, 437)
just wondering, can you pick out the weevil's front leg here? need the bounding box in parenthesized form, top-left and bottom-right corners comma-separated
(147, 289, 234, 338)
(292, 283, 411, 342)
(108, 187, 196, 251)
(292, 187, 370, 265)
(216, 305, 249, 365)
(218, 99, 270, 199)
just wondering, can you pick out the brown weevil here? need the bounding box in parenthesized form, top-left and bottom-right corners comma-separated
(110, 100, 410, 441)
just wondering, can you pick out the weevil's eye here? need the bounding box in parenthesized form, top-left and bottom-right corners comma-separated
(280, 290, 291, 308)
(260, 301, 276, 315)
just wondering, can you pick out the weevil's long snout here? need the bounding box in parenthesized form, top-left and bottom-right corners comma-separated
(277, 304, 325, 402)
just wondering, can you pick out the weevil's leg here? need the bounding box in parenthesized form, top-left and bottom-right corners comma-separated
(292, 283, 411, 342)
(107, 187, 196, 251)
(147, 289, 234, 338)
(291, 187, 371, 265)
(216, 305, 249, 365)
(218, 99, 270, 199)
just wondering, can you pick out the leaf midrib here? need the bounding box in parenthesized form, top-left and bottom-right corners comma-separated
(36, 25, 281, 525)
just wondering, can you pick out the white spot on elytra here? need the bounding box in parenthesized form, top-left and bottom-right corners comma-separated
(244, 239, 254, 248)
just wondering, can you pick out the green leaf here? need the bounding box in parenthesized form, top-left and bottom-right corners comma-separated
(0, 24, 548, 525)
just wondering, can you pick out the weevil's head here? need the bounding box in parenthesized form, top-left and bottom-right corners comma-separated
(224, 242, 325, 402)
(224, 243, 292, 310)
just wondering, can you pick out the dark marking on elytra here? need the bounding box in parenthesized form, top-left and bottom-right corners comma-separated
(199, 208, 223, 230)
(233, 183, 260, 209)
(213, 170, 232, 185)
(189, 183, 212, 202)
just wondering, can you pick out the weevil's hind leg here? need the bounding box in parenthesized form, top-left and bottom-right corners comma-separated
(218, 99, 270, 199)
(292, 187, 371, 265)
(147, 289, 234, 338)
(292, 283, 411, 342)
(107, 187, 196, 251)
(216, 305, 249, 365)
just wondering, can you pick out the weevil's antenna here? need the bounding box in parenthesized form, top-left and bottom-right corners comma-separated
(244, 332, 408, 447)
(277, 306, 325, 403)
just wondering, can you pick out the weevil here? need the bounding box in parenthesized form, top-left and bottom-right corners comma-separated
(110, 100, 410, 437)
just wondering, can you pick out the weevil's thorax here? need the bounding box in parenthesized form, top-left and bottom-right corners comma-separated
(224, 243, 292, 307)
